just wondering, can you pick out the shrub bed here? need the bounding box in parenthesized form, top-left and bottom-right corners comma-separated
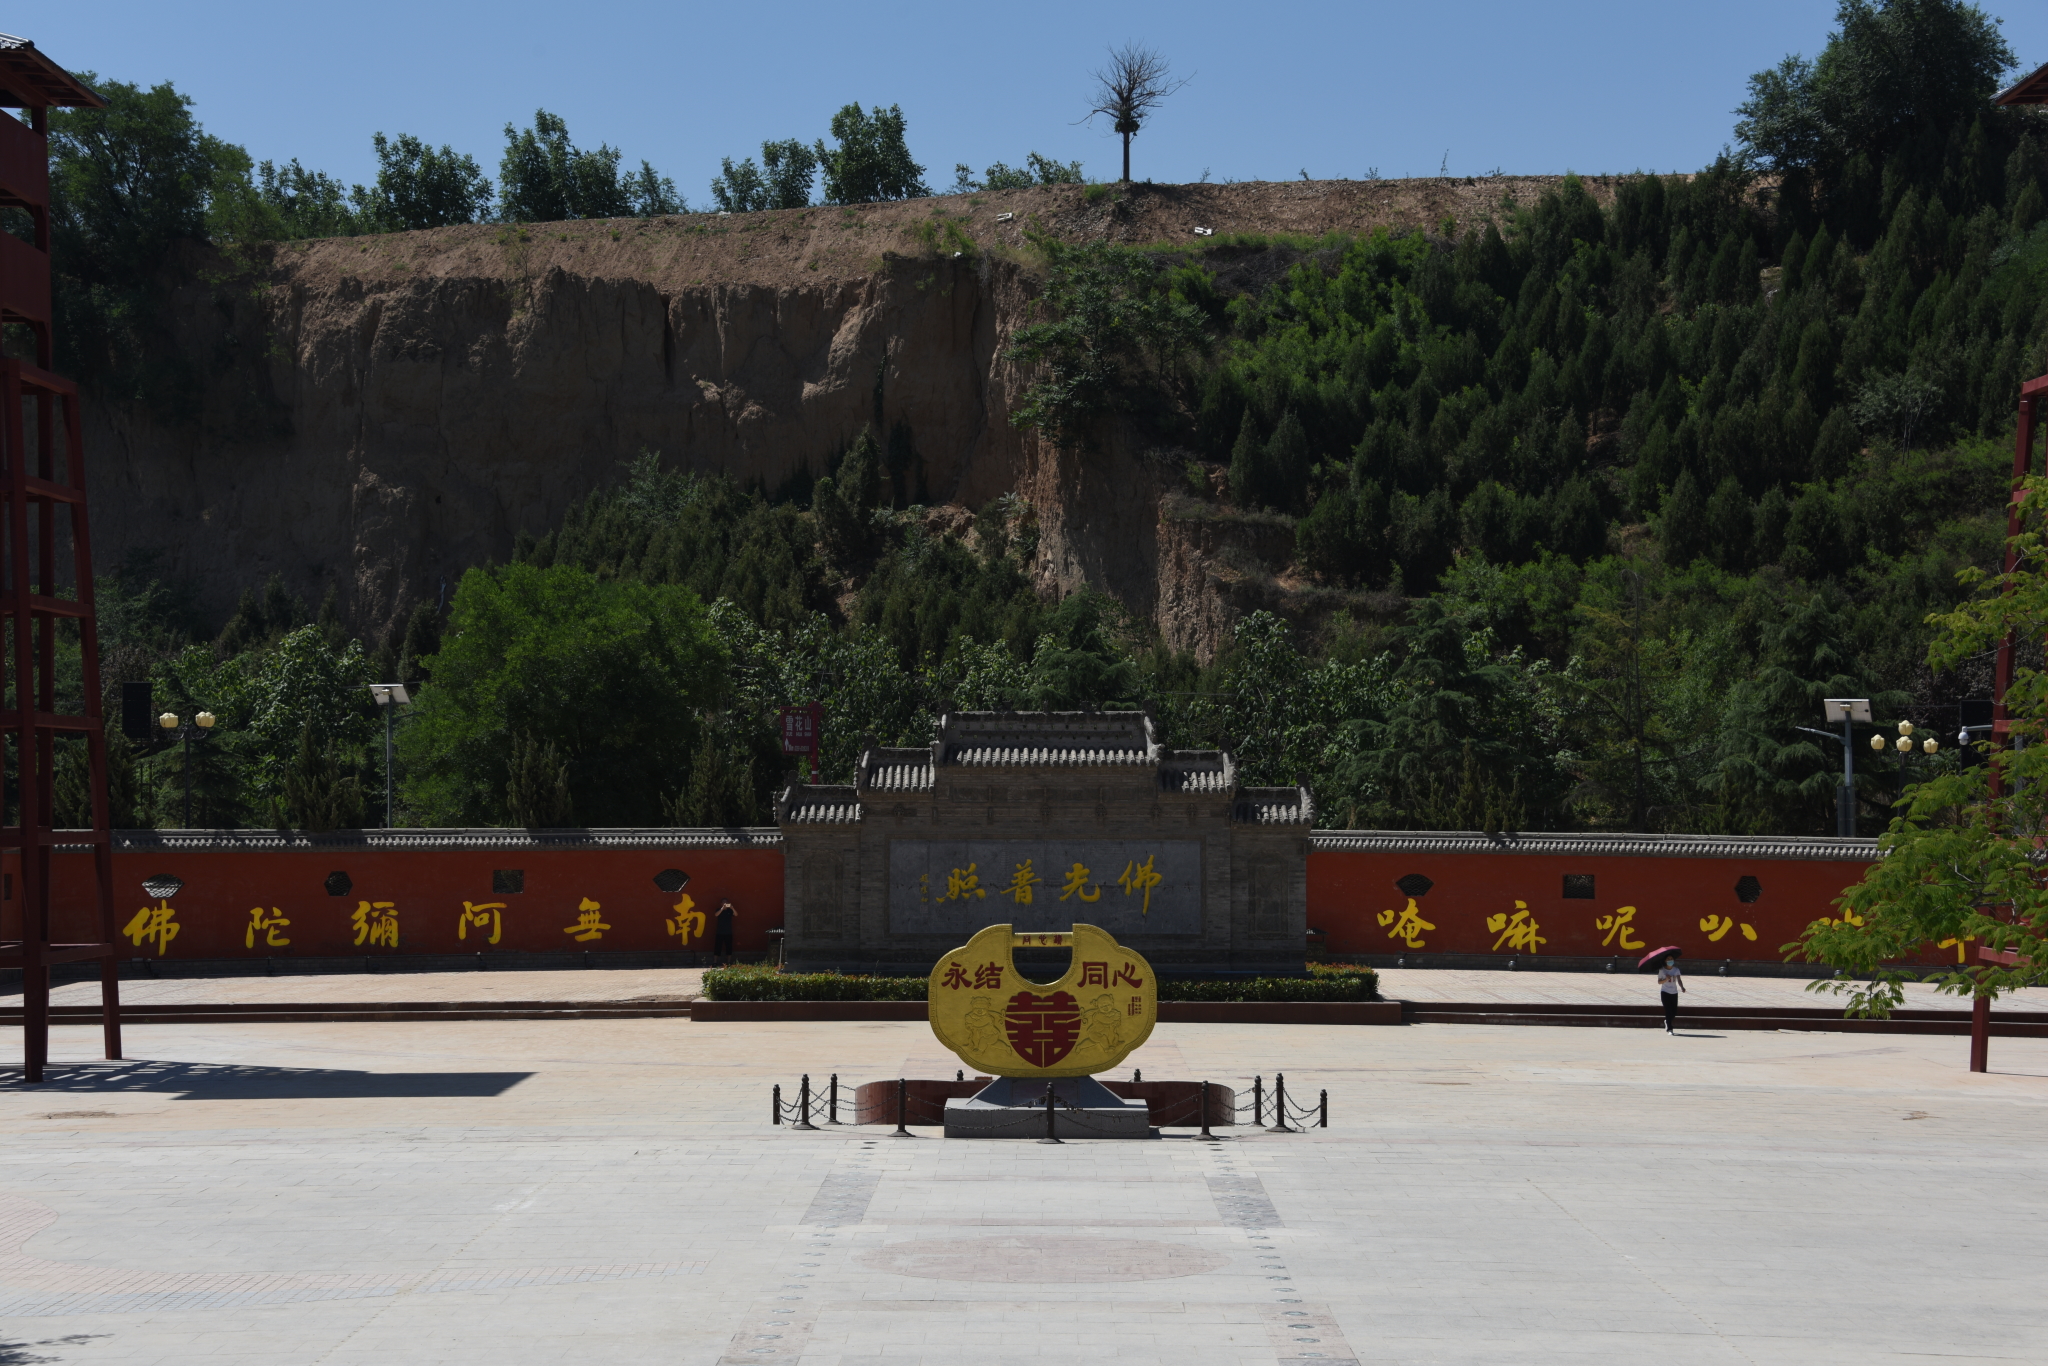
(701, 964, 1379, 1002)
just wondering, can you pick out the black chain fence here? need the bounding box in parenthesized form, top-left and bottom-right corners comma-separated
(770, 1072, 1327, 1135)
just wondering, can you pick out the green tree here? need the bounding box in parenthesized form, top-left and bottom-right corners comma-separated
(504, 733, 574, 827)
(711, 139, 812, 213)
(1006, 235, 1208, 447)
(815, 103, 928, 204)
(498, 110, 672, 221)
(252, 158, 366, 239)
(951, 152, 1084, 192)
(709, 155, 766, 213)
(399, 563, 728, 825)
(1792, 474, 2048, 1014)
(274, 722, 366, 831)
(359, 132, 494, 230)
(47, 75, 242, 389)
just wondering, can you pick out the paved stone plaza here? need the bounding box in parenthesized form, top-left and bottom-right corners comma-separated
(2, 1005, 2045, 1364)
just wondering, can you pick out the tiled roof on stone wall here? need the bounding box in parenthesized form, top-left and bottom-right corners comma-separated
(950, 745, 1148, 767)
(860, 747, 935, 792)
(1234, 787, 1314, 825)
(1159, 750, 1232, 794)
(782, 787, 863, 824)
(111, 827, 780, 851)
(936, 710, 1157, 767)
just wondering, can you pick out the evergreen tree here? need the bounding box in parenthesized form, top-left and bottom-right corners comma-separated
(1228, 409, 1269, 509)
(1661, 471, 1708, 567)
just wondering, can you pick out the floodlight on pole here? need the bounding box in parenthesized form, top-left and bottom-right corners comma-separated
(367, 684, 412, 827)
(157, 712, 221, 827)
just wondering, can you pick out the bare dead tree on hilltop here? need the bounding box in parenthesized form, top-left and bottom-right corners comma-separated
(1085, 44, 1189, 184)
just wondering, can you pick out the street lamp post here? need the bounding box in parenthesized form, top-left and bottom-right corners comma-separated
(157, 710, 218, 828)
(366, 684, 411, 828)
(1871, 720, 1940, 793)
(1796, 699, 1873, 838)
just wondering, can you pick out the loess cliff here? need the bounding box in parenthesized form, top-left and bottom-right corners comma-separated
(88, 174, 1618, 658)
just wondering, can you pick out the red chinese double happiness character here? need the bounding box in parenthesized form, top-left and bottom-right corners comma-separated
(1004, 991, 1083, 1067)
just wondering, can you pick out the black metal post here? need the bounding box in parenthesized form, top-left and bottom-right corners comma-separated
(1271, 1072, 1296, 1132)
(772, 1083, 782, 1125)
(891, 1077, 912, 1137)
(1038, 1080, 1062, 1144)
(1253, 1075, 1264, 1127)
(1197, 1079, 1216, 1141)
(1319, 1089, 1328, 1128)
(793, 1074, 817, 1130)
(827, 1073, 841, 1124)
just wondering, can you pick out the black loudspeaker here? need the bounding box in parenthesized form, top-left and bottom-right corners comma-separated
(119, 680, 153, 741)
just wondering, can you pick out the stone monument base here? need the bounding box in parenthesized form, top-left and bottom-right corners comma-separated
(943, 1075, 1155, 1139)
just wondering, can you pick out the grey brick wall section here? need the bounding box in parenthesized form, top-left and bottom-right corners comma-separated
(779, 711, 1312, 975)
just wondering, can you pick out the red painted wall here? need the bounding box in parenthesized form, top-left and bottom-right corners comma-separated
(45, 848, 786, 961)
(16, 843, 1929, 969)
(1308, 849, 1945, 965)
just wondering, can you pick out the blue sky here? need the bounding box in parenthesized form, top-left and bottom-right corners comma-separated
(37, 1, 2048, 199)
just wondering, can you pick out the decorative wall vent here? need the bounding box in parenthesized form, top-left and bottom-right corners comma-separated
(653, 868, 691, 893)
(1394, 873, 1434, 898)
(141, 875, 185, 900)
(323, 871, 353, 897)
(492, 869, 525, 894)
(1734, 875, 1763, 904)
(1562, 873, 1596, 899)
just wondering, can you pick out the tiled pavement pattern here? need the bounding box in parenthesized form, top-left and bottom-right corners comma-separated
(2, 1013, 2046, 1363)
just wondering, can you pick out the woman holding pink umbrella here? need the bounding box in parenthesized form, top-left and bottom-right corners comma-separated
(1640, 946, 1684, 1033)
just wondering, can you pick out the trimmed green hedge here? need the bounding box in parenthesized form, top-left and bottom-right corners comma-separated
(1161, 972, 1379, 1002)
(701, 967, 926, 1001)
(700, 965, 1379, 1002)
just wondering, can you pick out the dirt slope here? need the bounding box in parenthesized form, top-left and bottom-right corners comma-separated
(89, 175, 1622, 656)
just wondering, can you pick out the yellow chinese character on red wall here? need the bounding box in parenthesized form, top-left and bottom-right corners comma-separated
(1597, 906, 1646, 951)
(1377, 897, 1435, 949)
(353, 901, 399, 948)
(668, 894, 704, 945)
(563, 896, 610, 942)
(1487, 901, 1546, 953)
(124, 900, 180, 956)
(459, 901, 504, 945)
(245, 906, 290, 949)
(1699, 914, 1757, 943)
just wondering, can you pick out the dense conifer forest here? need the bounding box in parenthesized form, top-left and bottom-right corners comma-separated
(48, 1, 2048, 837)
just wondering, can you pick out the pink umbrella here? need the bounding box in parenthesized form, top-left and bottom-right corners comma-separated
(1637, 945, 1682, 971)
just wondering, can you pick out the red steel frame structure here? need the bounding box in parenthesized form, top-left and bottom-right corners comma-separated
(0, 37, 120, 1083)
(1974, 371, 2048, 1072)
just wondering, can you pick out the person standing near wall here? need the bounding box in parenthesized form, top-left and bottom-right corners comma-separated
(1657, 954, 1684, 1033)
(713, 899, 737, 962)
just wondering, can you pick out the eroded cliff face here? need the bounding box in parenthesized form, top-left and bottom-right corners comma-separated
(83, 176, 1614, 658)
